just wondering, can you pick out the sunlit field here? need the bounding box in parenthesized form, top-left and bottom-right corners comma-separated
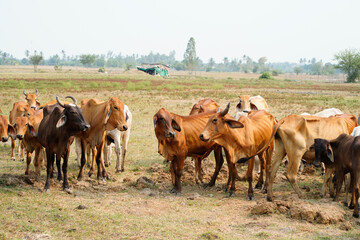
(0, 66, 359, 240)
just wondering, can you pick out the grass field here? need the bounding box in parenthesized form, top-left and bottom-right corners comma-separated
(0, 66, 359, 240)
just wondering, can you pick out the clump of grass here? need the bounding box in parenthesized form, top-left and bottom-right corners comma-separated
(212, 83, 224, 90)
(126, 81, 136, 91)
(89, 82, 98, 88)
(60, 80, 73, 88)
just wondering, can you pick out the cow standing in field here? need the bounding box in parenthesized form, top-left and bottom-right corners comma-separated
(300, 108, 343, 117)
(154, 107, 227, 194)
(234, 95, 268, 120)
(103, 104, 132, 172)
(9, 101, 35, 161)
(0, 114, 15, 143)
(13, 110, 44, 180)
(189, 98, 219, 115)
(23, 89, 41, 110)
(200, 104, 276, 199)
(38, 96, 90, 192)
(243, 114, 357, 201)
(313, 134, 360, 218)
(77, 97, 128, 180)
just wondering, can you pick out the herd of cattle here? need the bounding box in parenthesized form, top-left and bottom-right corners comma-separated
(1, 90, 360, 218)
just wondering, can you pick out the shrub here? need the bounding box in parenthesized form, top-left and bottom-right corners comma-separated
(259, 71, 272, 79)
(271, 70, 279, 76)
(98, 67, 105, 73)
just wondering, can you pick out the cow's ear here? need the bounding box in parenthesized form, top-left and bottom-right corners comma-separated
(125, 111, 129, 121)
(104, 104, 112, 124)
(153, 116, 158, 126)
(309, 143, 315, 152)
(27, 123, 37, 137)
(36, 101, 41, 108)
(56, 114, 67, 128)
(172, 119, 181, 132)
(327, 145, 334, 162)
(225, 119, 244, 129)
(7, 124, 16, 139)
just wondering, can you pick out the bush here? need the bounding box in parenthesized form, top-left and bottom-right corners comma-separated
(271, 70, 279, 76)
(54, 65, 62, 71)
(259, 71, 272, 79)
(98, 67, 105, 73)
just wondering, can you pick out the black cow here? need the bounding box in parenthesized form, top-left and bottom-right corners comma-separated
(38, 96, 89, 192)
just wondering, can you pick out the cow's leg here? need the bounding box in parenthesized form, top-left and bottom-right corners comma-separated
(170, 156, 184, 194)
(77, 139, 87, 180)
(120, 148, 126, 172)
(333, 170, 344, 202)
(56, 154, 62, 181)
(349, 173, 356, 209)
(96, 137, 107, 180)
(255, 154, 265, 190)
(120, 129, 130, 172)
(246, 157, 255, 200)
(19, 140, 25, 161)
(62, 149, 70, 191)
(11, 137, 16, 161)
(321, 166, 334, 198)
(262, 141, 274, 194)
(103, 142, 110, 167)
(170, 159, 176, 187)
(34, 148, 41, 181)
(226, 161, 237, 197)
(25, 151, 31, 175)
(205, 146, 224, 188)
(44, 151, 54, 192)
(75, 137, 82, 168)
(267, 139, 286, 201)
(88, 147, 97, 177)
(286, 150, 306, 198)
(353, 171, 359, 218)
(344, 173, 350, 207)
(194, 157, 203, 184)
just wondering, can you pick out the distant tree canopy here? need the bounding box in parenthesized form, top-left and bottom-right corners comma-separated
(183, 37, 197, 71)
(79, 54, 96, 67)
(334, 49, 360, 83)
(28, 50, 43, 72)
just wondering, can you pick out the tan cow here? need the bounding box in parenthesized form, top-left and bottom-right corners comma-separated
(23, 89, 40, 109)
(14, 109, 45, 180)
(200, 104, 276, 199)
(235, 95, 268, 120)
(9, 101, 35, 161)
(0, 115, 15, 143)
(243, 114, 357, 201)
(77, 97, 128, 180)
(189, 98, 219, 115)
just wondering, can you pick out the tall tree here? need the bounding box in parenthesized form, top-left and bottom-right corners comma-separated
(206, 58, 215, 72)
(79, 54, 96, 67)
(183, 37, 197, 71)
(29, 50, 43, 72)
(334, 49, 360, 83)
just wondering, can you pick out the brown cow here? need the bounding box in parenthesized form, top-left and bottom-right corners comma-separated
(14, 110, 44, 180)
(154, 108, 226, 194)
(313, 134, 360, 218)
(189, 98, 219, 115)
(241, 114, 357, 201)
(77, 97, 128, 180)
(200, 104, 276, 199)
(9, 101, 35, 161)
(0, 115, 15, 143)
(23, 89, 41, 110)
(38, 96, 90, 192)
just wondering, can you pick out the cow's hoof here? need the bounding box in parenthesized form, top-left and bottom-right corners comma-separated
(247, 195, 254, 201)
(203, 183, 214, 189)
(343, 202, 348, 207)
(226, 192, 235, 198)
(170, 188, 180, 195)
(255, 183, 263, 189)
(25, 171, 29, 175)
(88, 172, 93, 177)
(77, 176, 83, 181)
(115, 169, 121, 173)
(64, 188, 73, 194)
(20, 158, 24, 162)
(57, 177, 62, 182)
(349, 204, 355, 209)
(353, 212, 359, 218)
(105, 163, 109, 167)
(262, 188, 268, 194)
(43, 188, 50, 194)
(11, 158, 15, 161)
(266, 195, 273, 202)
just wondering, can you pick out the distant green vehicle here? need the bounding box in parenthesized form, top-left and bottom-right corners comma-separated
(137, 63, 169, 77)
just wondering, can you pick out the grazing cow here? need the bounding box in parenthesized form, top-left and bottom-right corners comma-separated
(14, 109, 45, 180)
(40, 99, 71, 109)
(189, 98, 219, 115)
(77, 97, 128, 180)
(154, 108, 225, 193)
(38, 96, 90, 192)
(9, 101, 35, 161)
(23, 89, 41, 110)
(313, 134, 360, 218)
(200, 104, 276, 199)
(234, 95, 268, 120)
(300, 108, 343, 117)
(103, 104, 132, 172)
(241, 114, 357, 201)
(0, 115, 15, 143)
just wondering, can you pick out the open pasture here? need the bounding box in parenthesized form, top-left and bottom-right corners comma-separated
(0, 67, 360, 239)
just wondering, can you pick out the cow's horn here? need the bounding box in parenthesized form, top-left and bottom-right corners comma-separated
(23, 90, 27, 96)
(35, 89, 38, 95)
(221, 103, 230, 116)
(65, 96, 77, 105)
(56, 96, 65, 108)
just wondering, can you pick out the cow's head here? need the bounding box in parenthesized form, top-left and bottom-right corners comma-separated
(200, 103, 244, 144)
(0, 116, 15, 142)
(104, 97, 128, 132)
(313, 138, 334, 168)
(189, 99, 219, 115)
(153, 108, 181, 139)
(23, 89, 40, 110)
(56, 96, 90, 133)
(13, 116, 29, 140)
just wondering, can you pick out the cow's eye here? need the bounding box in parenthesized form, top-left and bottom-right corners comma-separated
(114, 106, 119, 110)
(212, 118, 217, 124)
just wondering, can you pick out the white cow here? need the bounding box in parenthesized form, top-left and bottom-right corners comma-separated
(103, 105, 132, 172)
(300, 108, 343, 117)
(234, 95, 269, 120)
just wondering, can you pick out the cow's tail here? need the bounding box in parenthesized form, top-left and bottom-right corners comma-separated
(237, 118, 286, 164)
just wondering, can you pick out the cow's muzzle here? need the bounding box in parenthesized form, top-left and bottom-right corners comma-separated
(199, 134, 209, 142)
(30, 106, 36, 110)
(165, 131, 175, 138)
(81, 124, 90, 132)
(313, 161, 321, 168)
(1, 137, 8, 142)
(16, 135, 23, 140)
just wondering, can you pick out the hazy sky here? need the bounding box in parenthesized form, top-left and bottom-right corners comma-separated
(1, 0, 359, 63)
